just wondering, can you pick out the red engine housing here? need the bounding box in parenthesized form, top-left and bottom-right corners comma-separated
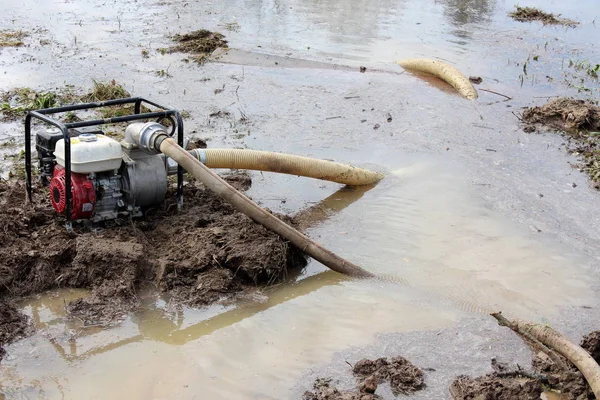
(49, 166, 96, 220)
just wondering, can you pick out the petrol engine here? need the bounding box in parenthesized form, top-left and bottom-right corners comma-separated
(36, 123, 172, 222)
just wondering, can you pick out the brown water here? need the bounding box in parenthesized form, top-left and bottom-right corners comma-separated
(1, 0, 600, 398)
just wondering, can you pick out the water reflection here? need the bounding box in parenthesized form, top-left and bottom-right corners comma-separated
(439, 0, 495, 27)
(17, 271, 346, 363)
(11, 182, 374, 363)
(299, 0, 407, 44)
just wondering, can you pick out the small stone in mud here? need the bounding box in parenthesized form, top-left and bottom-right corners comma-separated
(523, 125, 536, 133)
(373, 124, 380, 130)
(360, 66, 366, 73)
(469, 76, 483, 84)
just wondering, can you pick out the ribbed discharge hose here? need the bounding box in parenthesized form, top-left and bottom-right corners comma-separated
(396, 58, 478, 100)
(188, 148, 384, 186)
(160, 138, 376, 278)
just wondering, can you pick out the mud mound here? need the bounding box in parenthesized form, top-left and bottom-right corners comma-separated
(449, 374, 543, 400)
(522, 98, 600, 133)
(168, 29, 228, 63)
(304, 356, 425, 399)
(154, 208, 306, 305)
(353, 357, 426, 396)
(0, 173, 307, 358)
(302, 378, 380, 400)
(509, 6, 578, 27)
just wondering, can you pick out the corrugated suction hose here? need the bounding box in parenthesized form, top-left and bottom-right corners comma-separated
(161, 138, 376, 278)
(187, 148, 384, 186)
(396, 58, 478, 100)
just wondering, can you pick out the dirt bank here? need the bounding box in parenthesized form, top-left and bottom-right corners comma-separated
(0, 302, 32, 361)
(303, 356, 426, 399)
(522, 98, 600, 189)
(451, 330, 600, 400)
(0, 173, 307, 360)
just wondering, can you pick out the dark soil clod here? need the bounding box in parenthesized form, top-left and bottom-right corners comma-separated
(522, 98, 600, 133)
(581, 331, 600, 362)
(304, 355, 425, 399)
(353, 356, 426, 396)
(509, 6, 578, 27)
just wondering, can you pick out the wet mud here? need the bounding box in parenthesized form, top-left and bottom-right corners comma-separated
(531, 331, 600, 400)
(451, 331, 600, 400)
(303, 356, 426, 399)
(450, 373, 543, 400)
(522, 98, 600, 188)
(0, 173, 307, 360)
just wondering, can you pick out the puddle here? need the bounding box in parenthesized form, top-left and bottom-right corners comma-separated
(2, 155, 596, 398)
(1, 0, 600, 398)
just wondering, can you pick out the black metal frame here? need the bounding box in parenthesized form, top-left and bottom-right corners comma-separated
(25, 97, 184, 229)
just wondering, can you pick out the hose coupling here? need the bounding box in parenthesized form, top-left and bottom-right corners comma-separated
(124, 122, 170, 154)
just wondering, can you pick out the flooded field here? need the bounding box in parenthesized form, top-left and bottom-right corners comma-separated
(1, 0, 599, 399)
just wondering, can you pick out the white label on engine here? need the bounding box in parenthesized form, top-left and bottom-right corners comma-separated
(82, 203, 93, 212)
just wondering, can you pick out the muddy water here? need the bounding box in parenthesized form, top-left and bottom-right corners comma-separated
(2, 156, 596, 398)
(1, 0, 600, 398)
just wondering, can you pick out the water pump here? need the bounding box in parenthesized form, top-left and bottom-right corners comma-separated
(24, 97, 186, 228)
(36, 123, 173, 222)
(24, 97, 384, 231)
